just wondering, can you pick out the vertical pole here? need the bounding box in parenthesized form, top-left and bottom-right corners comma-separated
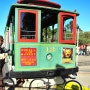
(76, 27, 79, 66)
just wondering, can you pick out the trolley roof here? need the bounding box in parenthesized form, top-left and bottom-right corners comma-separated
(17, 0, 61, 9)
(6, 2, 79, 27)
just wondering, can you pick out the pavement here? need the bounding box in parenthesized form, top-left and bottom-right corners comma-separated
(79, 66, 90, 72)
(75, 66, 90, 87)
(75, 56, 90, 88)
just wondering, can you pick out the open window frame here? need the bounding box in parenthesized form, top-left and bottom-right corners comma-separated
(59, 12, 76, 44)
(18, 9, 38, 42)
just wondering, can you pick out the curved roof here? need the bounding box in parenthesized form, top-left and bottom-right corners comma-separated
(17, 0, 61, 8)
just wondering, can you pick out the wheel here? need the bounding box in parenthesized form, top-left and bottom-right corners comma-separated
(2, 77, 15, 90)
(29, 79, 46, 90)
(63, 80, 82, 90)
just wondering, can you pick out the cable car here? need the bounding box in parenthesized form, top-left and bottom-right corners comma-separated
(3, 0, 79, 87)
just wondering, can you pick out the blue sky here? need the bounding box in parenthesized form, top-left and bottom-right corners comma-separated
(0, 0, 90, 36)
(53, 0, 90, 31)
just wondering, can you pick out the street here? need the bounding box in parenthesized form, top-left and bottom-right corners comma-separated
(75, 56, 90, 88)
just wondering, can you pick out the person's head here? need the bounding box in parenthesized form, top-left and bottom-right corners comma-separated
(0, 35, 4, 47)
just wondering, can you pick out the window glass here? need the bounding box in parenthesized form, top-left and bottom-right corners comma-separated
(20, 12, 36, 39)
(63, 18, 73, 40)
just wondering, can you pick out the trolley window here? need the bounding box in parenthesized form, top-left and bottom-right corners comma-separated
(59, 12, 76, 44)
(18, 9, 38, 42)
(41, 12, 58, 42)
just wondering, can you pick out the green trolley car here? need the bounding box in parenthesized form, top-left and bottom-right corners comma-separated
(3, 0, 79, 88)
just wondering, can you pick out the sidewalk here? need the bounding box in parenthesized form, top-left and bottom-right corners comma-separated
(75, 65, 90, 88)
(79, 66, 90, 72)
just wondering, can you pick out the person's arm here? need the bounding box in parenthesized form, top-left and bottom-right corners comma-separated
(0, 53, 8, 59)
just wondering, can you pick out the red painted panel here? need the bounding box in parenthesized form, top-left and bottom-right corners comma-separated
(20, 48, 37, 66)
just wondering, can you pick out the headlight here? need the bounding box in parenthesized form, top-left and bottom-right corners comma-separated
(46, 53, 52, 60)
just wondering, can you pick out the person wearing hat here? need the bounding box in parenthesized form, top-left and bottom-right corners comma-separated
(0, 35, 8, 74)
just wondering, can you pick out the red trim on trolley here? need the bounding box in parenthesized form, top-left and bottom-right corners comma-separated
(18, 9, 38, 42)
(17, 0, 61, 8)
(59, 12, 76, 44)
